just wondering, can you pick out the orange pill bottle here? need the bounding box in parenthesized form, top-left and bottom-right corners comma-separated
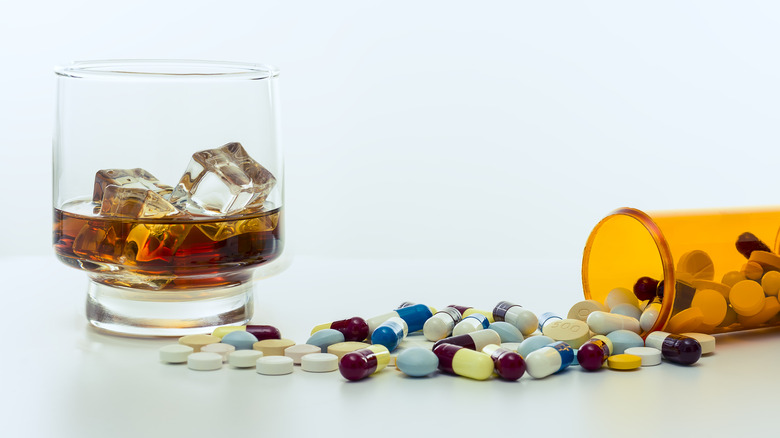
(582, 207, 780, 336)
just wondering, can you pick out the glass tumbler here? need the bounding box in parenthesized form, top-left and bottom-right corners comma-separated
(53, 60, 284, 336)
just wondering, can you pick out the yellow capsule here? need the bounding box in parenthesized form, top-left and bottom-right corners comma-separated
(462, 309, 495, 323)
(434, 344, 494, 380)
(212, 325, 246, 339)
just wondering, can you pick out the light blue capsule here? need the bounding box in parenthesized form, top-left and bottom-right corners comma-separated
(517, 335, 554, 359)
(306, 329, 346, 353)
(489, 322, 524, 343)
(396, 348, 439, 377)
(606, 329, 644, 355)
(221, 330, 258, 350)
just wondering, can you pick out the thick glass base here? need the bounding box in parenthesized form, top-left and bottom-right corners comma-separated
(86, 280, 254, 337)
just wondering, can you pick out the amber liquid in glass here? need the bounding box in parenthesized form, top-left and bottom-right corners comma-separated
(53, 202, 283, 291)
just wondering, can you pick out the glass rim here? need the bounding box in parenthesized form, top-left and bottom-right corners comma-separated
(54, 59, 279, 80)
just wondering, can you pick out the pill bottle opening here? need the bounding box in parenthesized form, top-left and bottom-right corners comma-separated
(582, 207, 675, 337)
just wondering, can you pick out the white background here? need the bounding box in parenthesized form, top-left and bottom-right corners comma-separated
(2, 2, 780, 437)
(3, 1, 780, 260)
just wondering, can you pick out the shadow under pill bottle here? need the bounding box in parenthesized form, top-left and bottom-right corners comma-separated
(582, 207, 780, 337)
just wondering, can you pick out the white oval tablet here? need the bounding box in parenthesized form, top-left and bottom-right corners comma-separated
(159, 344, 193, 363)
(624, 347, 662, 366)
(256, 356, 294, 375)
(587, 311, 641, 335)
(301, 353, 339, 373)
(228, 350, 263, 368)
(187, 352, 223, 371)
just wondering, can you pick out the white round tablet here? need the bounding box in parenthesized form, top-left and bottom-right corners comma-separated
(187, 352, 223, 371)
(301, 353, 339, 373)
(200, 343, 235, 362)
(681, 332, 716, 355)
(228, 350, 263, 368)
(159, 344, 193, 363)
(284, 344, 321, 364)
(256, 356, 294, 375)
(623, 347, 661, 366)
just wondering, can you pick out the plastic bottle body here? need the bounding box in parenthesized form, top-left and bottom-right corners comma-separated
(583, 207, 780, 336)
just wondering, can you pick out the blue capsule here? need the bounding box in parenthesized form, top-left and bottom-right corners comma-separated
(371, 317, 408, 351)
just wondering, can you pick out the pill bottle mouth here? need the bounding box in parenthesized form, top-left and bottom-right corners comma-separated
(582, 207, 675, 337)
(54, 59, 279, 81)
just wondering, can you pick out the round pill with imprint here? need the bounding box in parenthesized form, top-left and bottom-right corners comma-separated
(541, 318, 590, 349)
(677, 250, 714, 281)
(567, 300, 608, 322)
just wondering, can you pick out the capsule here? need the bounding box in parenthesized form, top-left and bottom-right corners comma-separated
(423, 307, 463, 341)
(370, 317, 408, 351)
(525, 341, 574, 379)
(311, 317, 369, 342)
(366, 303, 434, 333)
(640, 301, 662, 332)
(538, 312, 563, 332)
(462, 308, 495, 323)
(447, 304, 473, 316)
(482, 344, 526, 381)
(433, 344, 494, 380)
(633, 277, 659, 301)
(586, 311, 641, 335)
(211, 325, 281, 341)
(452, 314, 489, 336)
(576, 336, 613, 371)
(645, 331, 702, 365)
(493, 301, 539, 336)
(338, 345, 391, 381)
(432, 329, 501, 352)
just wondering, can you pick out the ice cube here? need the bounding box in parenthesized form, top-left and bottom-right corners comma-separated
(72, 222, 124, 262)
(196, 214, 280, 242)
(123, 223, 191, 263)
(93, 168, 173, 203)
(169, 142, 276, 216)
(99, 185, 185, 219)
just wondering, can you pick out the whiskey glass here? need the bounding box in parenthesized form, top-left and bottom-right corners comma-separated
(53, 60, 284, 336)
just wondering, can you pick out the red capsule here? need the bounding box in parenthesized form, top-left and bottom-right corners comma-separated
(482, 345, 526, 381)
(338, 345, 390, 381)
(311, 317, 369, 342)
(577, 336, 612, 371)
(245, 325, 281, 341)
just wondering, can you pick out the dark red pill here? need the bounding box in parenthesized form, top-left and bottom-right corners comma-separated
(633, 277, 659, 302)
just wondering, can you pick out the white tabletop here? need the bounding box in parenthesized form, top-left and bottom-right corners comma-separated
(2, 255, 778, 437)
